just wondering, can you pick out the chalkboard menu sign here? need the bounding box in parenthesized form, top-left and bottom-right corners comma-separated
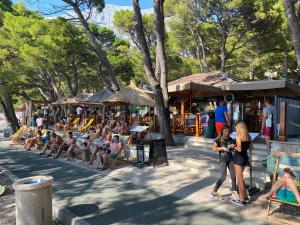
(149, 139, 168, 168)
(136, 144, 145, 163)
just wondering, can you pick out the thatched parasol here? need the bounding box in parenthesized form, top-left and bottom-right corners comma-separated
(83, 89, 113, 104)
(103, 83, 155, 107)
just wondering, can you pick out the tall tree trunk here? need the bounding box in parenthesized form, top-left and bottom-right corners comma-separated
(195, 31, 208, 72)
(71, 62, 79, 95)
(220, 33, 226, 72)
(188, 24, 208, 72)
(63, 74, 77, 97)
(132, 0, 174, 145)
(38, 88, 51, 100)
(63, 0, 120, 92)
(46, 71, 60, 99)
(154, 0, 169, 109)
(154, 54, 161, 82)
(195, 46, 204, 71)
(1, 93, 19, 133)
(283, 0, 300, 83)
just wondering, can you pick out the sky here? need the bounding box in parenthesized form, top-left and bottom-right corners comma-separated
(12, 0, 153, 15)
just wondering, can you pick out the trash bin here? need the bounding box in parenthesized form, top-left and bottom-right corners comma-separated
(202, 110, 215, 138)
(13, 176, 53, 225)
(3, 128, 12, 138)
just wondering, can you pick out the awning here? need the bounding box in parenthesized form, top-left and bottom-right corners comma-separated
(220, 80, 300, 97)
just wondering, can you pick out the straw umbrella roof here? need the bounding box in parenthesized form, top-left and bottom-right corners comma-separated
(84, 89, 114, 104)
(103, 83, 155, 107)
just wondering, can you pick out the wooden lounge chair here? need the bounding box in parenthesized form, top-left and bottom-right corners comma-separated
(64, 117, 81, 131)
(11, 127, 25, 139)
(78, 118, 95, 133)
(109, 135, 131, 169)
(267, 152, 300, 221)
(12, 127, 33, 143)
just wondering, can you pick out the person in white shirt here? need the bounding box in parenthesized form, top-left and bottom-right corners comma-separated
(76, 106, 83, 116)
(36, 116, 44, 129)
(261, 98, 275, 156)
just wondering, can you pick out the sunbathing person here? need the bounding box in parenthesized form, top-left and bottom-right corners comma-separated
(112, 122, 122, 134)
(120, 122, 129, 135)
(261, 168, 300, 204)
(65, 134, 92, 161)
(51, 132, 76, 158)
(97, 135, 123, 170)
(89, 123, 104, 140)
(55, 118, 64, 130)
(24, 130, 42, 151)
(89, 133, 112, 165)
(40, 132, 63, 155)
(40, 130, 51, 145)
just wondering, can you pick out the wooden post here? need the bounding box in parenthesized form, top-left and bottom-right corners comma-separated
(189, 92, 192, 113)
(195, 113, 200, 137)
(278, 101, 287, 142)
(172, 114, 176, 133)
(181, 97, 185, 117)
(101, 105, 106, 122)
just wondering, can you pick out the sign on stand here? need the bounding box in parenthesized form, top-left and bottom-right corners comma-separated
(149, 139, 168, 168)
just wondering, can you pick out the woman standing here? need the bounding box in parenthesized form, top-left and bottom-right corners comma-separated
(210, 125, 237, 200)
(232, 121, 253, 206)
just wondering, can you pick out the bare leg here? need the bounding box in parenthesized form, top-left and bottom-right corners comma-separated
(47, 144, 58, 156)
(261, 177, 285, 199)
(96, 152, 103, 168)
(89, 148, 99, 165)
(55, 144, 66, 158)
(26, 139, 36, 151)
(264, 136, 271, 154)
(65, 144, 76, 160)
(234, 164, 247, 202)
(285, 177, 300, 204)
(40, 142, 50, 155)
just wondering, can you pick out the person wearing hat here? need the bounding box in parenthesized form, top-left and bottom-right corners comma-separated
(261, 168, 300, 204)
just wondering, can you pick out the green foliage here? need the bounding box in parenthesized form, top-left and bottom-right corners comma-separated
(0, 3, 134, 101)
(164, 0, 296, 80)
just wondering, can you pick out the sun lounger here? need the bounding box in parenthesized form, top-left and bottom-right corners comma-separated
(109, 135, 131, 169)
(267, 152, 300, 220)
(11, 127, 25, 139)
(64, 117, 81, 131)
(78, 118, 95, 133)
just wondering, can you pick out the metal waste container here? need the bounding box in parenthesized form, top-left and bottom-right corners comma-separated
(202, 110, 216, 138)
(13, 176, 53, 225)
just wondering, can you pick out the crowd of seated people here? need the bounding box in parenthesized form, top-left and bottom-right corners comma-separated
(10, 107, 153, 171)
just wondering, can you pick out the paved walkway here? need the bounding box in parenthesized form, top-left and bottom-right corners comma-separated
(0, 140, 270, 225)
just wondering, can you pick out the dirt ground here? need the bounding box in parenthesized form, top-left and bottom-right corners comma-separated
(0, 171, 62, 225)
(0, 171, 15, 225)
(239, 183, 300, 225)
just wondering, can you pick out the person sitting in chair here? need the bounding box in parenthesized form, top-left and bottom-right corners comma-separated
(261, 168, 300, 204)
(89, 133, 112, 165)
(24, 130, 42, 151)
(40, 132, 63, 155)
(55, 118, 65, 130)
(97, 135, 123, 170)
(52, 131, 76, 158)
(64, 134, 92, 161)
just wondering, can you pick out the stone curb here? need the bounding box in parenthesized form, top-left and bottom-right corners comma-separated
(0, 166, 91, 225)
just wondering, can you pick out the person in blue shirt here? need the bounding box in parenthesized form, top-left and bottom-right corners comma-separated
(215, 100, 230, 137)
